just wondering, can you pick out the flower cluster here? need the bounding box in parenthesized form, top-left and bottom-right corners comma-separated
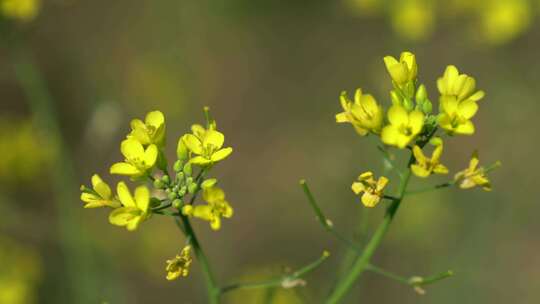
(80, 108, 234, 279)
(336, 51, 500, 207)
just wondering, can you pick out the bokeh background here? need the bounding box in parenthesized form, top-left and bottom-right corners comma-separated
(1, 0, 539, 303)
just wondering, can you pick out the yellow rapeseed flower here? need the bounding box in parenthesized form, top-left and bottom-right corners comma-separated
(383, 51, 418, 86)
(381, 105, 424, 148)
(454, 152, 494, 191)
(108, 182, 151, 231)
(351, 171, 389, 207)
(110, 139, 158, 177)
(411, 144, 448, 178)
(182, 186, 233, 230)
(335, 88, 384, 135)
(181, 126, 232, 166)
(128, 110, 166, 146)
(165, 246, 192, 280)
(1, 0, 40, 22)
(437, 65, 485, 135)
(80, 174, 121, 208)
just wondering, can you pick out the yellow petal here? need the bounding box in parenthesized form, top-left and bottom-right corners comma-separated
(408, 110, 424, 135)
(361, 193, 380, 208)
(411, 164, 431, 178)
(143, 144, 158, 167)
(182, 134, 204, 155)
(376, 176, 389, 191)
(121, 139, 145, 160)
(381, 125, 399, 146)
(335, 112, 349, 123)
(399, 51, 417, 80)
(351, 182, 364, 194)
(81, 192, 98, 204)
(191, 124, 206, 138)
(109, 207, 140, 226)
(134, 186, 150, 212)
(117, 182, 136, 207)
(454, 120, 475, 135)
(211, 147, 233, 162)
(432, 144, 443, 162)
(433, 164, 449, 174)
(110, 162, 141, 176)
(145, 111, 165, 128)
(203, 130, 225, 149)
(210, 217, 221, 230)
(92, 174, 112, 199)
(126, 217, 143, 231)
(203, 187, 225, 204)
(190, 156, 211, 165)
(387, 105, 408, 126)
(412, 146, 427, 165)
(458, 100, 478, 119)
(395, 133, 412, 149)
(469, 91, 485, 102)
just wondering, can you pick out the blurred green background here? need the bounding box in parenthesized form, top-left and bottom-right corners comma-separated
(1, 0, 539, 303)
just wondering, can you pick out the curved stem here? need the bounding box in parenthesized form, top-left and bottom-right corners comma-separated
(220, 251, 330, 294)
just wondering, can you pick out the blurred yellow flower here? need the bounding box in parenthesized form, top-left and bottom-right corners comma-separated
(383, 51, 417, 86)
(411, 144, 448, 178)
(351, 171, 389, 207)
(0, 236, 41, 304)
(1, 0, 39, 22)
(80, 174, 121, 208)
(454, 152, 495, 191)
(335, 88, 384, 135)
(165, 246, 192, 280)
(381, 105, 424, 148)
(110, 139, 158, 177)
(182, 186, 233, 230)
(437, 65, 484, 135)
(390, 0, 434, 41)
(479, 0, 531, 45)
(108, 182, 151, 231)
(128, 110, 166, 147)
(182, 126, 233, 166)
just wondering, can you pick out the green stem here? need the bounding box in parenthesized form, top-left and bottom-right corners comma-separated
(220, 251, 330, 294)
(406, 182, 453, 195)
(11, 46, 101, 303)
(177, 216, 221, 304)
(325, 168, 412, 304)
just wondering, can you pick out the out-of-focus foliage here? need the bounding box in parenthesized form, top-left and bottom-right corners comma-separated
(0, 236, 42, 304)
(344, 0, 537, 44)
(0, 118, 52, 184)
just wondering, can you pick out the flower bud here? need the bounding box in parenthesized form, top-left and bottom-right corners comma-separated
(174, 160, 183, 172)
(390, 90, 402, 106)
(188, 183, 198, 194)
(172, 199, 183, 209)
(416, 84, 427, 102)
(168, 191, 177, 200)
(153, 179, 165, 189)
(161, 175, 170, 184)
(183, 163, 192, 176)
(176, 138, 189, 161)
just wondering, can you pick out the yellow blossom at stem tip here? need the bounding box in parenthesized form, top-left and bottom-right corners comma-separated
(110, 139, 158, 177)
(1, 0, 40, 22)
(351, 172, 389, 207)
(181, 126, 232, 166)
(411, 144, 448, 178)
(80, 174, 121, 208)
(383, 51, 417, 86)
(165, 246, 193, 280)
(381, 105, 424, 148)
(128, 110, 166, 146)
(335, 88, 383, 135)
(108, 182, 151, 231)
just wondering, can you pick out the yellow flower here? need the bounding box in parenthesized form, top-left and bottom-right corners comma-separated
(437, 65, 484, 103)
(381, 105, 424, 148)
(454, 152, 493, 191)
(110, 139, 158, 177)
(390, 0, 434, 41)
(165, 246, 192, 280)
(128, 110, 166, 146)
(411, 144, 448, 178)
(383, 51, 418, 86)
(351, 172, 389, 207)
(182, 186, 233, 230)
(108, 182, 151, 231)
(181, 126, 233, 166)
(80, 174, 121, 208)
(1, 0, 39, 22)
(437, 65, 485, 135)
(335, 89, 383, 135)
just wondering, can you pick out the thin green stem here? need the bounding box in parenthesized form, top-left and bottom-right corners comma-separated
(365, 264, 410, 285)
(11, 46, 102, 303)
(406, 182, 453, 195)
(325, 168, 412, 303)
(175, 215, 220, 304)
(220, 251, 330, 294)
